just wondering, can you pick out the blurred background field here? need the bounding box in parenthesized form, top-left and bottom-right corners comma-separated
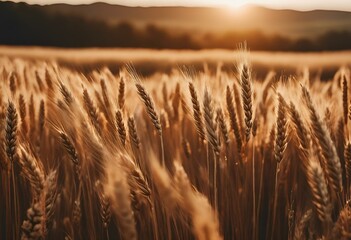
(1, 47, 351, 80)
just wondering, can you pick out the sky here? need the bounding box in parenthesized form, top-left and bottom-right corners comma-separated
(12, 0, 351, 11)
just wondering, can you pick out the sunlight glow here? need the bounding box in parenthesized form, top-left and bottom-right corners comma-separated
(225, 1, 248, 15)
(227, 1, 246, 9)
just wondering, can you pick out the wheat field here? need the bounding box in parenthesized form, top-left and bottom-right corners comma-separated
(0, 51, 351, 240)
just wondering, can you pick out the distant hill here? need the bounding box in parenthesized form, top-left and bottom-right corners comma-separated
(1, 1, 351, 51)
(40, 2, 351, 38)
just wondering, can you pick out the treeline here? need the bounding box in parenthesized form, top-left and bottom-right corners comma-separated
(0, 2, 198, 49)
(1, 1, 351, 51)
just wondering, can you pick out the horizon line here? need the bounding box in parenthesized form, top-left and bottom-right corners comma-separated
(8, 0, 351, 12)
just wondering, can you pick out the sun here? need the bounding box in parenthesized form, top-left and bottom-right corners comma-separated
(228, 2, 245, 9)
(225, 1, 248, 13)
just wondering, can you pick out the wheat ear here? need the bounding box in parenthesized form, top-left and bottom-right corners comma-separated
(173, 162, 223, 240)
(19, 146, 45, 199)
(203, 89, 220, 156)
(135, 82, 164, 166)
(342, 74, 348, 124)
(274, 94, 288, 163)
(344, 142, 351, 193)
(293, 209, 312, 239)
(95, 181, 112, 229)
(21, 203, 44, 240)
(331, 204, 351, 239)
(240, 64, 253, 141)
(226, 85, 242, 151)
(118, 77, 125, 110)
(128, 116, 140, 150)
(38, 100, 45, 135)
(302, 85, 343, 194)
(172, 82, 181, 120)
(83, 89, 101, 133)
(135, 83, 162, 135)
(59, 131, 80, 177)
(115, 110, 127, 146)
(44, 171, 58, 225)
(18, 94, 28, 135)
(9, 72, 17, 95)
(216, 107, 230, 147)
(100, 79, 111, 111)
(289, 101, 310, 153)
(189, 82, 206, 141)
(271, 93, 288, 237)
(306, 160, 332, 223)
(59, 82, 74, 106)
(44, 68, 54, 91)
(110, 177, 138, 240)
(6, 101, 18, 162)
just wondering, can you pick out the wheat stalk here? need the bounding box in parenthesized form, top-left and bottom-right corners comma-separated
(271, 93, 288, 238)
(302, 85, 343, 194)
(135, 82, 165, 166)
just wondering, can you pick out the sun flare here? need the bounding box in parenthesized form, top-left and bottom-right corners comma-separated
(225, 1, 248, 14)
(228, 2, 245, 9)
